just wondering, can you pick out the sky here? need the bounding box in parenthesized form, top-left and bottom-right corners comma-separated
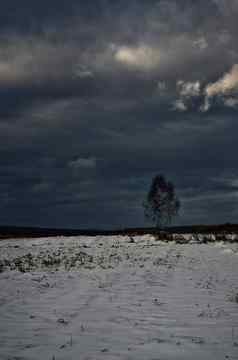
(1, 0, 238, 229)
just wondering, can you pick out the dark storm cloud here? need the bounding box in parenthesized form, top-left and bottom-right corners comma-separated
(0, 0, 237, 114)
(1, 0, 238, 228)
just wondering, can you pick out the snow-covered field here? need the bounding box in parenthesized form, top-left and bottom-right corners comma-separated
(0, 235, 238, 360)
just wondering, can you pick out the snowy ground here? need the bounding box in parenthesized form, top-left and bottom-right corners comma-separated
(0, 235, 238, 360)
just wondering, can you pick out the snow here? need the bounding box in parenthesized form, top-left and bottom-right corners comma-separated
(0, 235, 238, 360)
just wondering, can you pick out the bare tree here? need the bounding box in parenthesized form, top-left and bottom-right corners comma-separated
(143, 174, 180, 228)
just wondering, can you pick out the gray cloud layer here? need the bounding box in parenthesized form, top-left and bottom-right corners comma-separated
(1, 0, 238, 228)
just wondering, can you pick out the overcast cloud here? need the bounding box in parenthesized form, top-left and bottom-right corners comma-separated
(0, 0, 238, 228)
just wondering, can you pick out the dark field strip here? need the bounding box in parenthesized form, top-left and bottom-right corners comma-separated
(1, 223, 238, 239)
